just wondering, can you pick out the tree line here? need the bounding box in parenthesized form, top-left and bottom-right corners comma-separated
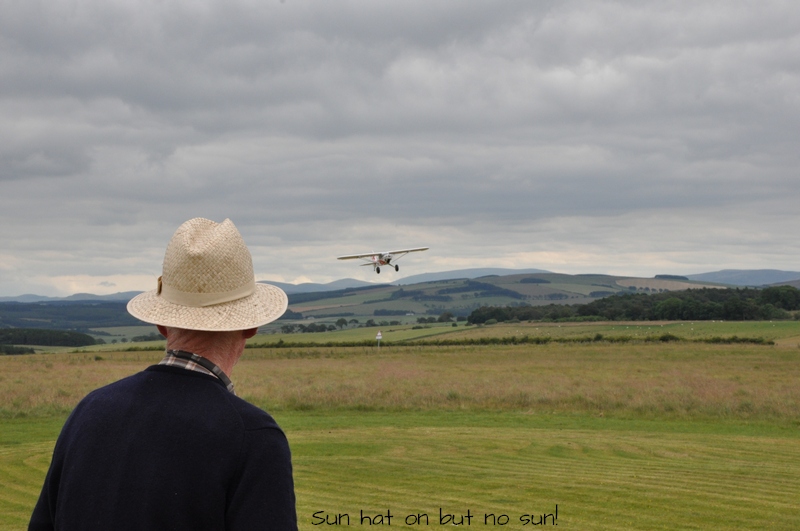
(468, 286, 800, 324)
(0, 328, 96, 349)
(0, 301, 144, 329)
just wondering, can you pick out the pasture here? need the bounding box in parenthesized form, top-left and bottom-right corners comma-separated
(73, 319, 800, 353)
(2, 323, 799, 529)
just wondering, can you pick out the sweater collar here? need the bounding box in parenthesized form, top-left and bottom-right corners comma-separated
(158, 350, 235, 394)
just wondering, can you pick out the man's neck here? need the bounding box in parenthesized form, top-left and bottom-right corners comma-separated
(158, 326, 252, 377)
(167, 345, 238, 376)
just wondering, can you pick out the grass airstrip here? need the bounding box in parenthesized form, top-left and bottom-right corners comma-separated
(2, 321, 799, 530)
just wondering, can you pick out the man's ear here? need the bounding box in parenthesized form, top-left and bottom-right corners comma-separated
(242, 328, 258, 339)
(157, 325, 169, 339)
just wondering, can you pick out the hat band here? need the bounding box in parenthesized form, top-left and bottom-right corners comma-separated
(159, 278, 256, 308)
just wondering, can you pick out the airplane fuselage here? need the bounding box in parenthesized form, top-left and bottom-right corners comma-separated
(371, 254, 393, 266)
(337, 247, 428, 274)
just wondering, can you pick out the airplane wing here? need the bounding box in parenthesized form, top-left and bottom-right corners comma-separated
(337, 252, 380, 260)
(337, 247, 428, 260)
(386, 247, 429, 255)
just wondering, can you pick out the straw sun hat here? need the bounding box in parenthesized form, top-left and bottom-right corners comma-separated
(127, 218, 288, 331)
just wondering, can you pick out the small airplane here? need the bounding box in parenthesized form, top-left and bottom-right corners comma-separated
(337, 247, 429, 274)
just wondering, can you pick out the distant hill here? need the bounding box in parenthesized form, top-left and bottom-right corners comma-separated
(3, 267, 797, 307)
(686, 269, 800, 286)
(259, 278, 376, 294)
(0, 294, 56, 303)
(63, 291, 143, 301)
(0, 291, 142, 303)
(0, 270, 790, 331)
(0, 282, 380, 303)
(0, 300, 145, 330)
(284, 272, 722, 322)
(773, 279, 800, 289)
(265, 269, 555, 292)
(394, 268, 551, 285)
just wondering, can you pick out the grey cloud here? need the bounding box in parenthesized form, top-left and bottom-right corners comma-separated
(1, 0, 799, 294)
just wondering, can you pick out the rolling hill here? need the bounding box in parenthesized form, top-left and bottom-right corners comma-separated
(0, 271, 725, 332)
(687, 269, 800, 286)
(392, 267, 551, 284)
(11, 267, 800, 333)
(3, 268, 796, 304)
(282, 272, 724, 321)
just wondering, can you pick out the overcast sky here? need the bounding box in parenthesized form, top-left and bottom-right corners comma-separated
(1, 0, 799, 296)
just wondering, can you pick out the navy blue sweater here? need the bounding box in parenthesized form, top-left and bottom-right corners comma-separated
(30, 365, 297, 530)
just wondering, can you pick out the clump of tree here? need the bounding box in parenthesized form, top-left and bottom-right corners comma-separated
(759, 285, 800, 311)
(467, 286, 800, 324)
(131, 332, 163, 342)
(0, 328, 96, 347)
(1, 344, 36, 355)
(468, 304, 578, 324)
(577, 286, 799, 321)
(278, 309, 303, 320)
(437, 312, 454, 322)
(589, 291, 616, 298)
(280, 323, 337, 334)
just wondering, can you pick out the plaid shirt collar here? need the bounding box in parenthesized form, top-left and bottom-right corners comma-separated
(158, 350, 236, 395)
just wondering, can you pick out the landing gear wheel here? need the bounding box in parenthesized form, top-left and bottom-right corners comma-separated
(395, 265, 399, 272)
(376, 267, 381, 274)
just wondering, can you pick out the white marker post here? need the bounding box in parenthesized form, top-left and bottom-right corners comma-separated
(376, 331, 382, 349)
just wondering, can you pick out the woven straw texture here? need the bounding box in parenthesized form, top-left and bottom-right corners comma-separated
(127, 218, 288, 331)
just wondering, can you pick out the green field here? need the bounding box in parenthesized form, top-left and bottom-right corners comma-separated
(5, 412, 798, 530)
(2, 324, 800, 530)
(261, 319, 800, 349)
(31, 320, 800, 355)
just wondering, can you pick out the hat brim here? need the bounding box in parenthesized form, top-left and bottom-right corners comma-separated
(127, 282, 288, 332)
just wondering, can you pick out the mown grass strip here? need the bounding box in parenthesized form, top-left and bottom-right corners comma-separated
(3, 412, 800, 530)
(287, 412, 800, 530)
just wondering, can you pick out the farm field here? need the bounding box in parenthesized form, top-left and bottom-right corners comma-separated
(65, 319, 800, 354)
(260, 319, 800, 345)
(435, 320, 800, 345)
(2, 328, 799, 529)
